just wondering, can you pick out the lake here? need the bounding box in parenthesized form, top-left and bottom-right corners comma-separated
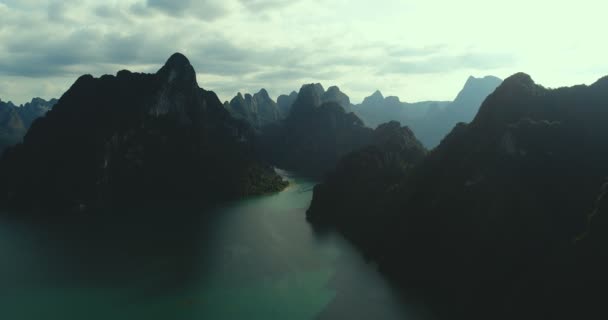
(0, 170, 425, 319)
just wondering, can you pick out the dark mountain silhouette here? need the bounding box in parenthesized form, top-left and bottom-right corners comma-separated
(308, 121, 426, 229)
(289, 83, 324, 116)
(354, 76, 501, 147)
(0, 53, 286, 214)
(223, 84, 354, 131)
(277, 91, 298, 115)
(259, 83, 372, 177)
(308, 73, 608, 319)
(282, 83, 352, 117)
(224, 89, 283, 129)
(0, 97, 57, 153)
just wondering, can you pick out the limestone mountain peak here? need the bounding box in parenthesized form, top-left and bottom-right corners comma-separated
(156, 52, 197, 87)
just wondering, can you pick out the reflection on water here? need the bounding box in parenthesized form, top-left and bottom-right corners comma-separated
(0, 171, 424, 319)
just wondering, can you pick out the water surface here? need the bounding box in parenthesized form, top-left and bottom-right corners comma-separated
(0, 171, 423, 319)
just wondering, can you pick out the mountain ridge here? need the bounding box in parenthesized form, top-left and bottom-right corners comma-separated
(354, 75, 502, 147)
(0, 97, 57, 153)
(0, 53, 287, 214)
(307, 72, 608, 319)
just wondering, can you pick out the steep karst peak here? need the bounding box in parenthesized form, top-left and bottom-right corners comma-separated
(371, 90, 384, 98)
(299, 83, 324, 96)
(592, 75, 608, 88)
(257, 88, 270, 98)
(362, 90, 385, 105)
(498, 72, 536, 91)
(326, 86, 342, 93)
(164, 52, 191, 69)
(157, 52, 197, 86)
(385, 96, 401, 104)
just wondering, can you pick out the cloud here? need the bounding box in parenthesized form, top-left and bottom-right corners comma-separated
(1, 0, 603, 107)
(379, 53, 515, 75)
(187, 37, 313, 77)
(252, 68, 336, 82)
(132, 0, 235, 20)
(238, 0, 297, 11)
(47, 1, 68, 22)
(0, 28, 159, 77)
(93, 4, 135, 23)
(129, 0, 301, 20)
(386, 44, 446, 58)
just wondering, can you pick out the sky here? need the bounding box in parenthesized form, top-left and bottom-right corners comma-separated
(0, 0, 607, 105)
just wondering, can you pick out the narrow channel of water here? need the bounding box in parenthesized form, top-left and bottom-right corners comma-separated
(0, 171, 424, 319)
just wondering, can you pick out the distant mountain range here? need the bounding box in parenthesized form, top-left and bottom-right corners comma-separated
(257, 83, 370, 177)
(224, 83, 354, 130)
(307, 73, 608, 319)
(354, 75, 502, 147)
(223, 89, 284, 130)
(0, 98, 57, 153)
(224, 76, 501, 148)
(0, 53, 286, 213)
(277, 91, 298, 116)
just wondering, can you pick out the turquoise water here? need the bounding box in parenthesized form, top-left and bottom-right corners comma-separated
(0, 171, 421, 319)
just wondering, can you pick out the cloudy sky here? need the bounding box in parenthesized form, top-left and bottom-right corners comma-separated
(0, 0, 606, 105)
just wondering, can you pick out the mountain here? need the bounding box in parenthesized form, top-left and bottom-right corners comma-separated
(0, 53, 287, 214)
(322, 85, 353, 113)
(277, 91, 298, 115)
(224, 84, 354, 130)
(289, 83, 324, 116)
(0, 100, 26, 153)
(277, 83, 352, 117)
(354, 76, 501, 148)
(308, 121, 427, 229)
(0, 97, 57, 153)
(412, 75, 503, 147)
(18, 97, 58, 128)
(224, 89, 283, 130)
(355, 90, 432, 129)
(259, 83, 372, 177)
(450, 75, 503, 121)
(362, 90, 384, 106)
(307, 73, 608, 319)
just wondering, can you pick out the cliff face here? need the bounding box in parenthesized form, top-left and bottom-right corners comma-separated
(0, 53, 287, 214)
(308, 73, 608, 319)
